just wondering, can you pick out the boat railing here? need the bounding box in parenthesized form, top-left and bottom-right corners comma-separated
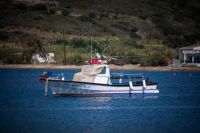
(110, 73, 144, 79)
(56, 73, 65, 80)
(110, 73, 147, 86)
(48, 73, 65, 80)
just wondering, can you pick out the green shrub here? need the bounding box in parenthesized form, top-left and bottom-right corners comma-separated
(111, 23, 129, 31)
(79, 16, 94, 23)
(62, 9, 70, 16)
(66, 54, 84, 65)
(151, 17, 181, 35)
(2, 56, 24, 64)
(29, 4, 47, 11)
(139, 45, 175, 66)
(140, 52, 167, 66)
(165, 35, 186, 48)
(0, 48, 25, 64)
(89, 12, 97, 19)
(53, 39, 68, 45)
(53, 38, 101, 49)
(15, 3, 28, 10)
(70, 38, 102, 52)
(124, 39, 143, 49)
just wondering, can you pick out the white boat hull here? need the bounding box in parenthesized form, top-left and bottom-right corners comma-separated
(47, 79, 159, 96)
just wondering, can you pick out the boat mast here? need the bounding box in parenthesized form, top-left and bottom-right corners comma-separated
(90, 36, 93, 63)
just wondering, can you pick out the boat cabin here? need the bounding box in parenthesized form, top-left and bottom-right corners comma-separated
(73, 64, 111, 84)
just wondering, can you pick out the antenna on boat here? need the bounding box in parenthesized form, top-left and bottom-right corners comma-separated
(90, 36, 93, 63)
(102, 39, 111, 56)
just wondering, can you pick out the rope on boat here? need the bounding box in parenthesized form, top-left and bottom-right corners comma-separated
(45, 78, 49, 96)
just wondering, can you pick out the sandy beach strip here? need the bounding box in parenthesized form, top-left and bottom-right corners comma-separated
(0, 64, 82, 69)
(1, 64, 200, 71)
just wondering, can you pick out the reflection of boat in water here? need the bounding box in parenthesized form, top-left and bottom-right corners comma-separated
(45, 59, 159, 96)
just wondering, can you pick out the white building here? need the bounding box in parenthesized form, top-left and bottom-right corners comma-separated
(179, 44, 200, 64)
(32, 53, 56, 64)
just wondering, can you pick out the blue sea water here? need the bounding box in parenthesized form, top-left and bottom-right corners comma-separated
(0, 68, 200, 133)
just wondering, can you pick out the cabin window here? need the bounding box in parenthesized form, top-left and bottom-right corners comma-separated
(100, 67, 106, 74)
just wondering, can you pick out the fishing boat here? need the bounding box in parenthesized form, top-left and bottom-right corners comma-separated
(44, 59, 159, 96)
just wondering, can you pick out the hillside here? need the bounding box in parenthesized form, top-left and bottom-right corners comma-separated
(0, 0, 200, 65)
